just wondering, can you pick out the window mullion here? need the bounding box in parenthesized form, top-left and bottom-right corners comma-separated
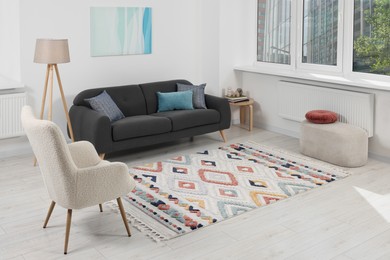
(343, 0, 354, 77)
(294, 0, 303, 70)
(336, 0, 344, 72)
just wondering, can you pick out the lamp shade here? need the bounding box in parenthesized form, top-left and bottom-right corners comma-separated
(34, 39, 70, 64)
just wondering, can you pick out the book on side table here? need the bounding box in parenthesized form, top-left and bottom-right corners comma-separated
(225, 96, 250, 103)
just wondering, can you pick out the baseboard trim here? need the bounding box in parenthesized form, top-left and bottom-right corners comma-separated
(254, 122, 300, 139)
(368, 152, 390, 164)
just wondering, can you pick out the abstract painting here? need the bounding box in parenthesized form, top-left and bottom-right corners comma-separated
(90, 7, 152, 56)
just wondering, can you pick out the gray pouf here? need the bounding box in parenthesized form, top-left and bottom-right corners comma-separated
(300, 120, 368, 167)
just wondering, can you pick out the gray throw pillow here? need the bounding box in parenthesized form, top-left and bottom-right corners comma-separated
(85, 90, 125, 122)
(177, 83, 207, 109)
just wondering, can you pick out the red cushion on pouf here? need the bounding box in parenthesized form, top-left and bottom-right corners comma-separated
(305, 110, 338, 124)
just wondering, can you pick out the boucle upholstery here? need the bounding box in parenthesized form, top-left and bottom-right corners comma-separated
(300, 120, 368, 167)
(21, 106, 135, 209)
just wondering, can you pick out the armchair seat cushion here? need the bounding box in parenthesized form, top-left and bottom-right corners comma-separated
(112, 115, 172, 141)
(152, 109, 220, 131)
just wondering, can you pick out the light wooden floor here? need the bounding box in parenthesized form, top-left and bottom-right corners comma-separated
(1, 126, 390, 260)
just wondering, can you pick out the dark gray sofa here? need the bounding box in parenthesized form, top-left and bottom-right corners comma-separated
(69, 79, 231, 157)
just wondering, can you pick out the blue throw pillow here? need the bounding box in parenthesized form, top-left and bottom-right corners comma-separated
(177, 83, 207, 109)
(85, 90, 125, 122)
(157, 91, 194, 112)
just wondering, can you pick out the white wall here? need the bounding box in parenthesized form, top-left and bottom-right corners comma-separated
(19, 0, 205, 136)
(0, 0, 21, 83)
(199, 0, 220, 96)
(217, 0, 257, 123)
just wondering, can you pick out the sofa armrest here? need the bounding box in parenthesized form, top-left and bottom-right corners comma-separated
(69, 106, 113, 154)
(205, 94, 231, 129)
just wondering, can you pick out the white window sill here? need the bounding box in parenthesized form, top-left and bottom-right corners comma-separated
(234, 65, 390, 92)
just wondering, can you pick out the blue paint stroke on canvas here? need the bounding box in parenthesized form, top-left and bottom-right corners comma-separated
(90, 7, 152, 56)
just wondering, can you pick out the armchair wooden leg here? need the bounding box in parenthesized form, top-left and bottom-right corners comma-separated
(99, 204, 103, 212)
(43, 201, 56, 228)
(117, 197, 131, 237)
(64, 209, 72, 255)
(219, 130, 227, 143)
(99, 154, 105, 160)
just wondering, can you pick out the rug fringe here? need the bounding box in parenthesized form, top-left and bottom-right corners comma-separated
(106, 201, 167, 242)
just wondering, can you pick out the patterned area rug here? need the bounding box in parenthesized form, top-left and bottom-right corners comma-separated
(118, 141, 348, 241)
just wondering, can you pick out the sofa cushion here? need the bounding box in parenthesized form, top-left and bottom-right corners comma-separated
(74, 85, 147, 117)
(151, 109, 220, 131)
(84, 91, 125, 122)
(112, 115, 172, 141)
(157, 91, 194, 112)
(177, 83, 207, 109)
(140, 79, 193, 114)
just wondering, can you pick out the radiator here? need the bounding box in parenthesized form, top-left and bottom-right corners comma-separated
(0, 92, 27, 139)
(278, 81, 374, 137)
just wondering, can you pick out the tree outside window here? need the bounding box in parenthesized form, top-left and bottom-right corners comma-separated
(354, 0, 390, 75)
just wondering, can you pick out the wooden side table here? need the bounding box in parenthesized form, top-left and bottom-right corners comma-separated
(229, 98, 254, 131)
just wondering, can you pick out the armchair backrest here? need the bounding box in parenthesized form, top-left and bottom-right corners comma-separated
(21, 106, 77, 207)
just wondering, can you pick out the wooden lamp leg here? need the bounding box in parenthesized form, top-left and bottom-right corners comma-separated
(48, 65, 54, 121)
(54, 64, 75, 142)
(39, 64, 50, 120)
(33, 64, 53, 166)
(34, 64, 74, 166)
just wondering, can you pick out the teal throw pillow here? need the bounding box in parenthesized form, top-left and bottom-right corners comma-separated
(157, 91, 194, 112)
(84, 90, 125, 122)
(177, 83, 207, 109)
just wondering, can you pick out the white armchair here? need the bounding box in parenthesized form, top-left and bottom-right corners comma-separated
(21, 106, 136, 254)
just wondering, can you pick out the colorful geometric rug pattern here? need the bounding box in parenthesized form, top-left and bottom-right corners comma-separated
(122, 142, 348, 241)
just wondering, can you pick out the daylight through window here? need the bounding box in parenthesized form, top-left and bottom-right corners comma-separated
(257, 0, 390, 77)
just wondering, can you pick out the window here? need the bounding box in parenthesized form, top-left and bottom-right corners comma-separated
(257, 0, 291, 64)
(256, 0, 390, 78)
(302, 0, 338, 66)
(353, 0, 390, 76)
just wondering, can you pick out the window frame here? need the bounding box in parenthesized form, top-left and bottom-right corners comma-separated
(253, 0, 390, 85)
(296, 0, 344, 73)
(255, 0, 296, 70)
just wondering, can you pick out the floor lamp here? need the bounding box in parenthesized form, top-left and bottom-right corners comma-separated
(33, 39, 75, 165)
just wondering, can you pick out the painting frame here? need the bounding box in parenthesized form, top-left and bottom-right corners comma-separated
(90, 7, 152, 57)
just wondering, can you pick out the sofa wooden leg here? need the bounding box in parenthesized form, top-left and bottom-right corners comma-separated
(99, 204, 103, 212)
(219, 130, 227, 143)
(99, 153, 105, 160)
(43, 201, 56, 228)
